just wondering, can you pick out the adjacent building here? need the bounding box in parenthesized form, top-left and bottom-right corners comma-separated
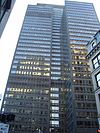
(87, 30, 100, 128)
(0, 0, 15, 37)
(1, 1, 100, 133)
(0, 0, 12, 22)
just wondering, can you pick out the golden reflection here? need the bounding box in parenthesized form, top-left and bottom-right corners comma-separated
(16, 57, 50, 76)
(9, 88, 32, 93)
(8, 88, 49, 95)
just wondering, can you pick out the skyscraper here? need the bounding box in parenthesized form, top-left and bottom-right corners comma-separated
(1, 4, 68, 133)
(1, 1, 100, 133)
(65, 1, 100, 133)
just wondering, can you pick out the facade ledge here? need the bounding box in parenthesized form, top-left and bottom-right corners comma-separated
(92, 66, 100, 75)
(93, 87, 100, 93)
(86, 42, 100, 59)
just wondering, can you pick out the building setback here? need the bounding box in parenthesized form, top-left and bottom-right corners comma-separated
(65, 1, 100, 133)
(1, 1, 100, 133)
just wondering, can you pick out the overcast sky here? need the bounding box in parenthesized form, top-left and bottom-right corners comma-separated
(0, 0, 100, 106)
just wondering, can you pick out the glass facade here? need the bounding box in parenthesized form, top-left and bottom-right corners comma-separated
(65, 1, 100, 133)
(1, 1, 100, 133)
(5, 5, 53, 133)
(1, 4, 70, 133)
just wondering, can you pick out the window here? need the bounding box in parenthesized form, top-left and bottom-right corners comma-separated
(95, 73, 100, 87)
(51, 88, 59, 91)
(50, 100, 59, 104)
(51, 72, 61, 75)
(51, 113, 59, 117)
(51, 106, 59, 111)
(92, 53, 100, 69)
(91, 38, 97, 48)
(50, 120, 59, 126)
(99, 94, 100, 102)
(50, 94, 59, 97)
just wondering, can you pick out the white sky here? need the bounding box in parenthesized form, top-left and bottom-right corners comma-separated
(0, 0, 100, 106)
